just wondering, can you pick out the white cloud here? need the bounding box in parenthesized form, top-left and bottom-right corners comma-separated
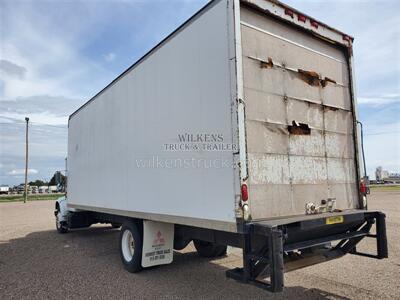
(0, 37, 79, 99)
(0, 2, 114, 100)
(8, 169, 38, 175)
(103, 52, 116, 62)
(1, 111, 68, 126)
(358, 94, 400, 107)
(0, 59, 27, 79)
(0, 95, 82, 126)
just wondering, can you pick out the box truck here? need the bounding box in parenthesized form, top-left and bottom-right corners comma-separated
(55, 0, 388, 292)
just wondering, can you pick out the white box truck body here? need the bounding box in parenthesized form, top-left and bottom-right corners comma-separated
(68, 0, 238, 231)
(56, 0, 387, 292)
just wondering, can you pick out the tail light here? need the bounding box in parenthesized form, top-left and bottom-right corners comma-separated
(343, 35, 352, 42)
(310, 20, 319, 29)
(284, 9, 294, 18)
(298, 14, 306, 23)
(241, 184, 248, 201)
(360, 181, 367, 195)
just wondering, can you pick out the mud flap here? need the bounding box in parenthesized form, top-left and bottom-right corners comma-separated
(141, 220, 174, 268)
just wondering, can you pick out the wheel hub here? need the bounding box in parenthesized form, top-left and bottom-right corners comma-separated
(122, 230, 135, 262)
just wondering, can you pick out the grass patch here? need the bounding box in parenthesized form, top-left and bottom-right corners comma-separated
(370, 185, 400, 192)
(0, 193, 65, 203)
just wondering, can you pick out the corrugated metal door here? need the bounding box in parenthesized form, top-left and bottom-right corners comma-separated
(240, 6, 359, 219)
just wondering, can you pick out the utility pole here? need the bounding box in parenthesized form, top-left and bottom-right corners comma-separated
(24, 117, 29, 203)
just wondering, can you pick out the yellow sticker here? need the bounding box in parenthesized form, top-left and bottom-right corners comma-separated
(326, 215, 344, 225)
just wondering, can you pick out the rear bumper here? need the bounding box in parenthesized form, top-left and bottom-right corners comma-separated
(226, 210, 388, 292)
(252, 210, 388, 257)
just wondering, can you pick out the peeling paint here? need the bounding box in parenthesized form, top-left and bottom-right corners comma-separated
(298, 69, 321, 86)
(288, 121, 311, 135)
(260, 57, 274, 68)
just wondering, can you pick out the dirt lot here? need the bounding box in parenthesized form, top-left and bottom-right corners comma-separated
(1, 190, 399, 299)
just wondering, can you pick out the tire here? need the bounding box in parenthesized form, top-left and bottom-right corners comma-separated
(173, 237, 191, 251)
(193, 240, 227, 258)
(55, 207, 68, 234)
(119, 220, 143, 273)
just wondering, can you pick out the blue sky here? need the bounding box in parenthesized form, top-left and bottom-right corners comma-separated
(0, 0, 399, 185)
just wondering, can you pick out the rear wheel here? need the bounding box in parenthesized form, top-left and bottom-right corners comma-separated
(119, 220, 143, 273)
(193, 240, 227, 258)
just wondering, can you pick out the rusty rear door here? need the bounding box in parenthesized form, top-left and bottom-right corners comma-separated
(240, 5, 360, 219)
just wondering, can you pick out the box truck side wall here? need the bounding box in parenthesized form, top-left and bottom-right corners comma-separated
(68, 0, 240, 232)
(240, 5, 360, 219)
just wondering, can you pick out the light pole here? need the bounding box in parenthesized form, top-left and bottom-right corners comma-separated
(24, 117, 29, 203)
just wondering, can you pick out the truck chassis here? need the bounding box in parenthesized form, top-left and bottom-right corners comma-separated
(55, 200, 388, 293)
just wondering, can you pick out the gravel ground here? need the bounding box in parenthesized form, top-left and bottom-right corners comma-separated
(0, 190, 399, 299)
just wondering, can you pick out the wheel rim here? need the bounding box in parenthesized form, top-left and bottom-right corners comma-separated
(121, 229, 135, 262)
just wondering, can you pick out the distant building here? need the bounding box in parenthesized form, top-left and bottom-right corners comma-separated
(375, 167, 400, 183)
(0, 185, 10, 194)
(386, 173, 400, 184)
(48, 185, 58, 193)
(375, 167, 389, 181)
(39, 186, 48, 194)
(16, 184, 25, 194)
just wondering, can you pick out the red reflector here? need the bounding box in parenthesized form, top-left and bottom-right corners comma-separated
(241, 184, 248, 201)
(284, 8, 294, 18)
(310, 20, 318, 28)
(298, 14, 306, 22)
(343, 35, 351, 42)
(360, 181, 367, 194)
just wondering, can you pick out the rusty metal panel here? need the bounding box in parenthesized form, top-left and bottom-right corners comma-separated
(248, 153, 290, 185)
(241, 0, 354, 47)
(240, 11, 349, 84)
(249, 184, 294, 218)
(245, 89, 286, 125)
(323, 84, 351, 110)
(324, 109, 354, 134)
(289, 156, 328, 184)
(329, 183, 358, 208)
(325, 132, 355, 159)
(287, 100, 324, 130)
(291, 184, 330, 213)
(241, 5, 359, 219)
(327, 158, 357, 184)
(246, 121, 288, 154)
(289, 131, 325, 157)
(243, 57, 285, 95)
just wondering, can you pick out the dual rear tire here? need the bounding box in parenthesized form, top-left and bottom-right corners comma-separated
(193, 239, 227, 258)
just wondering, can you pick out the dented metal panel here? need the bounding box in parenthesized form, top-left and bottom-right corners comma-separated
(241, 0, 354, 47)
(241, 5, 359, 219)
